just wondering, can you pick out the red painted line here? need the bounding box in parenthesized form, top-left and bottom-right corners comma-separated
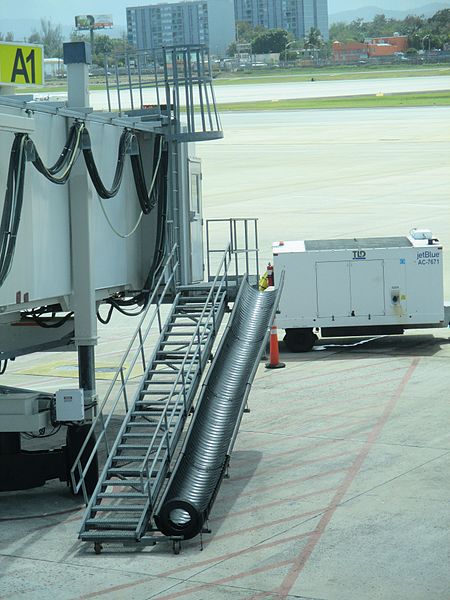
(257, 357, 405, 388)
(258, 407, 374, 436)
(208, 506, 329, 544)
(232, 436, 346, 469)
(270, 364, 408, 398)
(233, 429, 342, 456)
(157, 530, 314, 578)
(287, 403, 383, 423)
(218, 466, 348, 505)
(230, 449, 354, 483)
(77, 577, 153, 599)
(154, 559, 296, 600)
(293, 415, 373, 438)
(274, 358, 420, 599)
(210, 485, 339, 523)
(31, 513, 82, 532)
(253, 372, 405, 428)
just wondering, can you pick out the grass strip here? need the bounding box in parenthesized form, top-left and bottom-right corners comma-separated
(216, 91, 450, 111)
(213, 66, 450, 86)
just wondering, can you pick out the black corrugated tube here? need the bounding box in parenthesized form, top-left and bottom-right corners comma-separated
(154, 280, 280, 540)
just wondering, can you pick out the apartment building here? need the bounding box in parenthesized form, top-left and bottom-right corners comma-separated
(127, 0, 235, 57)
(234, 0, 329, 41)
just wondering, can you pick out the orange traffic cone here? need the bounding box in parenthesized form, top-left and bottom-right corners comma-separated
(265, 322, 285, 369)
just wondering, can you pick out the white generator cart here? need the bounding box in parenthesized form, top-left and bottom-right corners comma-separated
(272, 231, 446, 352)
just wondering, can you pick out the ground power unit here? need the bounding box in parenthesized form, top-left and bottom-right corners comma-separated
(272, 231, 447, 351)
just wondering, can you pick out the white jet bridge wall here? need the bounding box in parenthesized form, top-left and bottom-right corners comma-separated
(0, 104, 160, 315)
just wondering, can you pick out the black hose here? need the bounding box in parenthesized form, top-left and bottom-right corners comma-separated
(82, 128, 131, 199)
(101, 135, 169, 314)
(130, 134, 164, 215)
(31, 122, 83, 184)
(0, 133, 27, 287)
(47, 122, 79, 175)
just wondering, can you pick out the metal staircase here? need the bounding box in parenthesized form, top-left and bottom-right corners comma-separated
(71, 245, 231, 549)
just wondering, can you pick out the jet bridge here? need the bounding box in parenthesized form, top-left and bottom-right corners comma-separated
(0, 42, 224, 493)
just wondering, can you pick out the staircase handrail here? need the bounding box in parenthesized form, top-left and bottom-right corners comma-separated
(70, 244, 180, 499)
(138, 244, 233, 505)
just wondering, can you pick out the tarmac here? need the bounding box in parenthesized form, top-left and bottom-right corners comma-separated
(1, 104, 450, 599)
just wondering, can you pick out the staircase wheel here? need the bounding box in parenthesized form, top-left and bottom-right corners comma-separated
(173, 540, 181, 555)
(94, 542, 103, 555)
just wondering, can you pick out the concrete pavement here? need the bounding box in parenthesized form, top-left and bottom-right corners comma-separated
(1, 106, 449, 599)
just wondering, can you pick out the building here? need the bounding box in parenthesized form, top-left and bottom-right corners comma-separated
(332, 35, 409, 63)
(126, 0, 235, 57)
(331, 41, 368, 63)
(234, 0, 329, 41)
(368, 35, 408, 57)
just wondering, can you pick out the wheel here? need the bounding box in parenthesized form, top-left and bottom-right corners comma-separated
(173, 540, 181, 555)
(94, 542, 103, 555)
(66, 424, 99, 497)
(284, 329, 318, 353)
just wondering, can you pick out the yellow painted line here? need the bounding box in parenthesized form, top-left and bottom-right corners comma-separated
(17, 359, 143, 381)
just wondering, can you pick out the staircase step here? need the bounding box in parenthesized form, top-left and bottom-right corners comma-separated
(108, 466, 163, 476)
(112, 455, 146, 462)
(81, 530, 137, 540)
(139, 389, 184, 395)
(93, 505, 145, 512)
(134, 400, 179, 406)
(171, 312, 206, 318)
(153, 358, 199, 364)
(108, 467, 142, 475)
(118, 444, 154, 450)
(177, 303, 211, 308)
(97, 492, 145, 499)
(86, 518, 139, 529)
(164, 331, 205, 337)
(125, 421, 164, 426)
(142, 379, 184, 385)
(103, 479, 147, 487)
(166, 323, 199, 328)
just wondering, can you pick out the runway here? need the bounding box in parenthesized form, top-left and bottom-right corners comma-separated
(36, 74, 450, 110)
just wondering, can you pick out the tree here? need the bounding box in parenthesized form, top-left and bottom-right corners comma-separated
(236, 21, 265, 44)
(28, 19, 63, 58)
(0, 32, 14, 41)
(305, 27, 324, 50)
(252, 29, 289, 54)
(227, 41, 237, 57)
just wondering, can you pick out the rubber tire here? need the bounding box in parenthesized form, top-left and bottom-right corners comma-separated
(284, 329, 318, 353)
(155, 498, 203, 540)
(66, 424, 99, 497)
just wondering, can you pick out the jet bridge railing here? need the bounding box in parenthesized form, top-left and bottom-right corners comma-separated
(103, 45, 223, 142)
(70, 244, 180, 502)
(206, 218, 260, 284)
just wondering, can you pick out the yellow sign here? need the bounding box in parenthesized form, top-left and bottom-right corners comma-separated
(0, 42, 44, 86)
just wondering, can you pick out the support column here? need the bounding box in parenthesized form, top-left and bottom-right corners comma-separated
(63, 42, 97, 410)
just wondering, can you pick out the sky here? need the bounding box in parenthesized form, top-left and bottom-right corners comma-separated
(1, 0, 448, 27)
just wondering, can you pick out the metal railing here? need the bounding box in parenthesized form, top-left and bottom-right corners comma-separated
(103, 45, 223, 142)
(133, 243, 234, 526)
(70, 245, 180, 501)
(78, 243, 233, 541)
(206, 218, 260, 283)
